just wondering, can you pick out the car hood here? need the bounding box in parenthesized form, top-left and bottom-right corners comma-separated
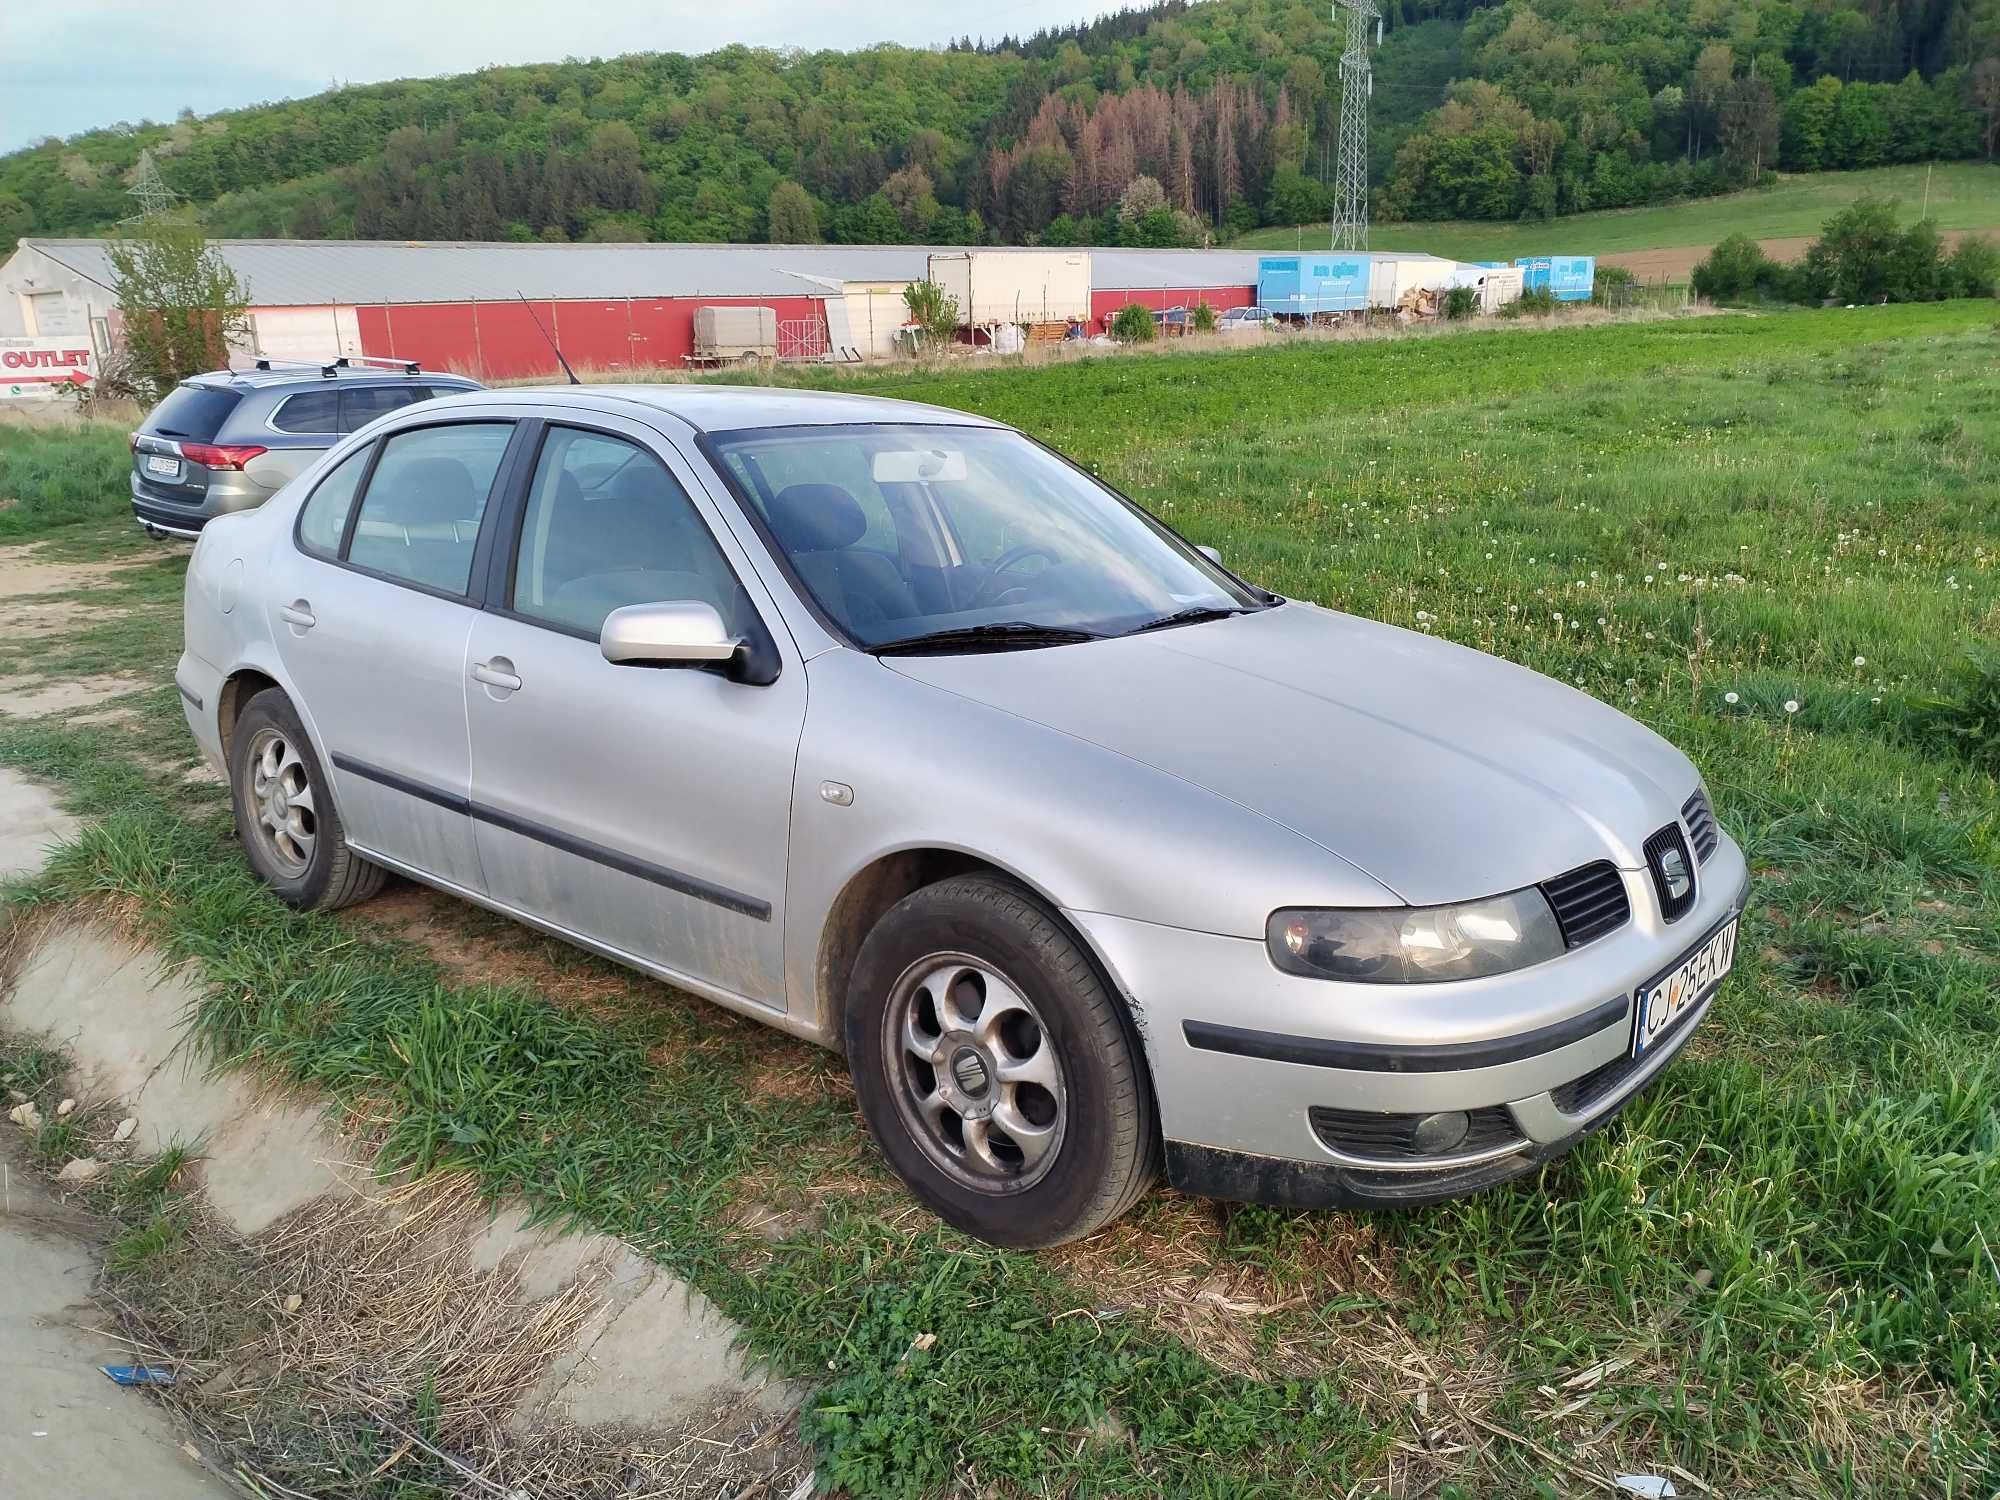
(884, 602, 1698, 906)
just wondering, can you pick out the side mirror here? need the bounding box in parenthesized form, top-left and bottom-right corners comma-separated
(601, 601, 741, 669)
(1197, 544, 1223, 565)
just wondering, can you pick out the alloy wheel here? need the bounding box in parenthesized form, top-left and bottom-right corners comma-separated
(883, 954, 1067, 1193)
(242, 725, 317, 876)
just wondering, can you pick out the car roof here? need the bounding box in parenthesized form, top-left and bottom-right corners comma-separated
(410, 383, 1005, 435)
(184, 365, 483, 394)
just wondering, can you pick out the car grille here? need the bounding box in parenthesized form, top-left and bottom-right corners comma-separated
(1643, 824, 1698, 922)
(1541, 861, 1632, 948)
(1681, 788, 1719, 863)
(1309, 1105, 1522, 1162)
(1550, 1051, 1639, 1115)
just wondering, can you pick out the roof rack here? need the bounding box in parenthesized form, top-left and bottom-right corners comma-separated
(244, 355, 423, 378)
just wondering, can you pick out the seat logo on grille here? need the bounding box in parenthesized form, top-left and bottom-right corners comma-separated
(1658, 845, 1692, 902)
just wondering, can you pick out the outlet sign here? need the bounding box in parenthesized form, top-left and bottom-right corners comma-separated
(1, 337, 94, 398)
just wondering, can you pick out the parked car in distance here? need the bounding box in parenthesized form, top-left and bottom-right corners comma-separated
(1217, 305, 1275, 332)
(177, 385, 1747, 1249)
(131, 359, 483, 538)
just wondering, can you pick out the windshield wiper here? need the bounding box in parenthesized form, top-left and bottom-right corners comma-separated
(872, 622, 1102, 656)
(1126, 605, 1252, 635)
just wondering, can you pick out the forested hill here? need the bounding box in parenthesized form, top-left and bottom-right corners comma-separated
(3, 0, 1996, 251)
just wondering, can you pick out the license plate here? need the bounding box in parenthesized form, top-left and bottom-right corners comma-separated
(144, 454, 181, 480)
(1632, 916, 1738, 1058)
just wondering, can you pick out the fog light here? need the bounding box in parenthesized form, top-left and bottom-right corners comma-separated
(1410, 1110, 1471, 1155)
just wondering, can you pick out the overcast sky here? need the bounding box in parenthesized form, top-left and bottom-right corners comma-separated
(1, 0, 1121, 153)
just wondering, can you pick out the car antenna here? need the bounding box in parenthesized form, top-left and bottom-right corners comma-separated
(517, 292, 580, 385)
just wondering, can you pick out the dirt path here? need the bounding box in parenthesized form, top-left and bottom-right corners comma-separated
(0, 1152, 233, 1499)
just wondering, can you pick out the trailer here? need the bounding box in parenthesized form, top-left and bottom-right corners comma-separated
(925, 251, 1090, 328)
(689, 304, 778, 364)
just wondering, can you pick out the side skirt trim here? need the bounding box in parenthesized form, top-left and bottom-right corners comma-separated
(330, 752, 771, 921)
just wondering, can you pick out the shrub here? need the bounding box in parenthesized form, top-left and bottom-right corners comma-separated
(1591, 264, 1637, 306)
(1692, 232, 1780, 303)
(1109, 302, 1156, 342)
(1501, 286, 1558, 318)
(1190, 301, 1219, 333)
(901, 279, 960, 350)
(1442, 285, 1480, 321)
(1944, 234, 2000, 300)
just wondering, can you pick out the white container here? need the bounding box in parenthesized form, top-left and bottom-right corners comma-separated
(694, 305, 778, 360)
(925, 251, 1090, 327)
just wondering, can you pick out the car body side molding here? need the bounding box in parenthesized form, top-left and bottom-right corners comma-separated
(329, 751, 772, 921)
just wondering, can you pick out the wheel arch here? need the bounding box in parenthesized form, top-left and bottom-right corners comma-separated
(217, 666, 282, 752)
(813, 846, 1161, 1103)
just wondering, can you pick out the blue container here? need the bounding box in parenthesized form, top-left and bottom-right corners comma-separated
(1258, 253, 1372, 316)
(1515, 255, 1595, 301)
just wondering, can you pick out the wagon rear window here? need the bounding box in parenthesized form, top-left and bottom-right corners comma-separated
(143, 384, 242, 442)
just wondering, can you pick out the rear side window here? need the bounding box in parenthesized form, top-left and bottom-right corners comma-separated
(297, 447, 371, 558)
(271, 389, 341, 434)
(341, 385, 433, 432)
(144, 384, 242, 442)
(347, 423, 512, 595)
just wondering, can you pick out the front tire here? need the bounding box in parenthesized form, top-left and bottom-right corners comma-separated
(228, 689, 384, 911)
(845, 875, 1158, 1248)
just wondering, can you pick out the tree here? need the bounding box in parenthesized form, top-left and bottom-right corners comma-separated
(880, 166, 938, 240)
(1803, 196, 1925, 301)
(1719, 76, 1779, 183)
(767, 180, 818, 243)
(106, 209, 251, 399)
(0, 190, 31, 246)
(1115, 174, 1167, 226)
(901, 279, 959, 350)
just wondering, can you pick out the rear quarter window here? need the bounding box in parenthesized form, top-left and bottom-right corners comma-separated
(143, 384, 243, 442)
(271, 388, 342, 434)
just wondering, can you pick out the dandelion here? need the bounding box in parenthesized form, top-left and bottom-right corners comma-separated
(1852, 655, 1866, 667)
(1724, 691, 1739, 704)
(1784, 699, 1799, 714)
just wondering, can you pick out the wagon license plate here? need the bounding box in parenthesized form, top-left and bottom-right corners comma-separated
(145, 454, 181, 480)
(1632, 916, 1738, 1058)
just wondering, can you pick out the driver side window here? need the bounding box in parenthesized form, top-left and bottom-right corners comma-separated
(511, 427, 751, 640)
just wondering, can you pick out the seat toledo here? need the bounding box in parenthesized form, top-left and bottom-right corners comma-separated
(177, 385, 1747, 1248)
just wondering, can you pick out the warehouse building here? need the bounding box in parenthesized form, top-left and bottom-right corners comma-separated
(0, 238, 1283, 389)
(0, 237, 1572, 395)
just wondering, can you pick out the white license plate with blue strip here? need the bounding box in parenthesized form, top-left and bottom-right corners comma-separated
(1632, 917, 1737, 1058)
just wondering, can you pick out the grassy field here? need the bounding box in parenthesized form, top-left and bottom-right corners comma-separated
(3, 303, 1997, 1496)
(1236, 163, 2000, 261)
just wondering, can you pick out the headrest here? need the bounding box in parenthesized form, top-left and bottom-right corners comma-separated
(768, 483, 866, 554)
(396, 457, 476, 522)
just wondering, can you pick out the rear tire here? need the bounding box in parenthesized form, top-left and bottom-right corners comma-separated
(228, 689, 384, 911)
(845, 875, 1158, 1248)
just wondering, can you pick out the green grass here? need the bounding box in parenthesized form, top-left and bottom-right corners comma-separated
(4, 302, 1999, 1495)
(1235, 163, 2000, 260)
(0, 417, 133, 540)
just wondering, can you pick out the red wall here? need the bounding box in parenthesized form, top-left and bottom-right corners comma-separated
(1090, 285, 1257, 331)
(353, 295, 826, 381)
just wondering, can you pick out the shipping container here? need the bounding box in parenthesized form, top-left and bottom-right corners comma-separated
(927, 251, 1090, 326)
(1514, 256, 1595, 301)
(1443, 263, 1524, 313)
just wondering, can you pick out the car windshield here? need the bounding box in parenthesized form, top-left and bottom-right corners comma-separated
(709, 423, 1262, 651)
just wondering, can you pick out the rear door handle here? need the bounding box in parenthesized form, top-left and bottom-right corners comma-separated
(472, 659, 522, 692)
(279, 600, 315, 630)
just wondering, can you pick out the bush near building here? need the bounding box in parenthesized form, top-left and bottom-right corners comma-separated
(1694, 196, 2000, 306)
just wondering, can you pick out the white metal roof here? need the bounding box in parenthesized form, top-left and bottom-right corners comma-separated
(19, 238, 1295, 307)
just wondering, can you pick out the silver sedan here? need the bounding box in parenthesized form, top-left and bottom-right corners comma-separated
(177, 385, 1747, 1247)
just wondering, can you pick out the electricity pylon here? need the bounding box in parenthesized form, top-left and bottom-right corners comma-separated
(1330, 0, 1380, 251)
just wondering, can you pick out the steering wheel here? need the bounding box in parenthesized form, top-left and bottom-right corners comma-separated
(969, 543, 1061, 608)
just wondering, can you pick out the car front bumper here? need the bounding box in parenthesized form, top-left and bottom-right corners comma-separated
(1069, 834, 1750, 1212)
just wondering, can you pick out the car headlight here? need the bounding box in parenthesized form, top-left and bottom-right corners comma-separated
(1267, 888, 1566, 983)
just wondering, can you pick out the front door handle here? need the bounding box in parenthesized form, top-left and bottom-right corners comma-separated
(279, 600, 315, 631)
(472, 658, 522, 692)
